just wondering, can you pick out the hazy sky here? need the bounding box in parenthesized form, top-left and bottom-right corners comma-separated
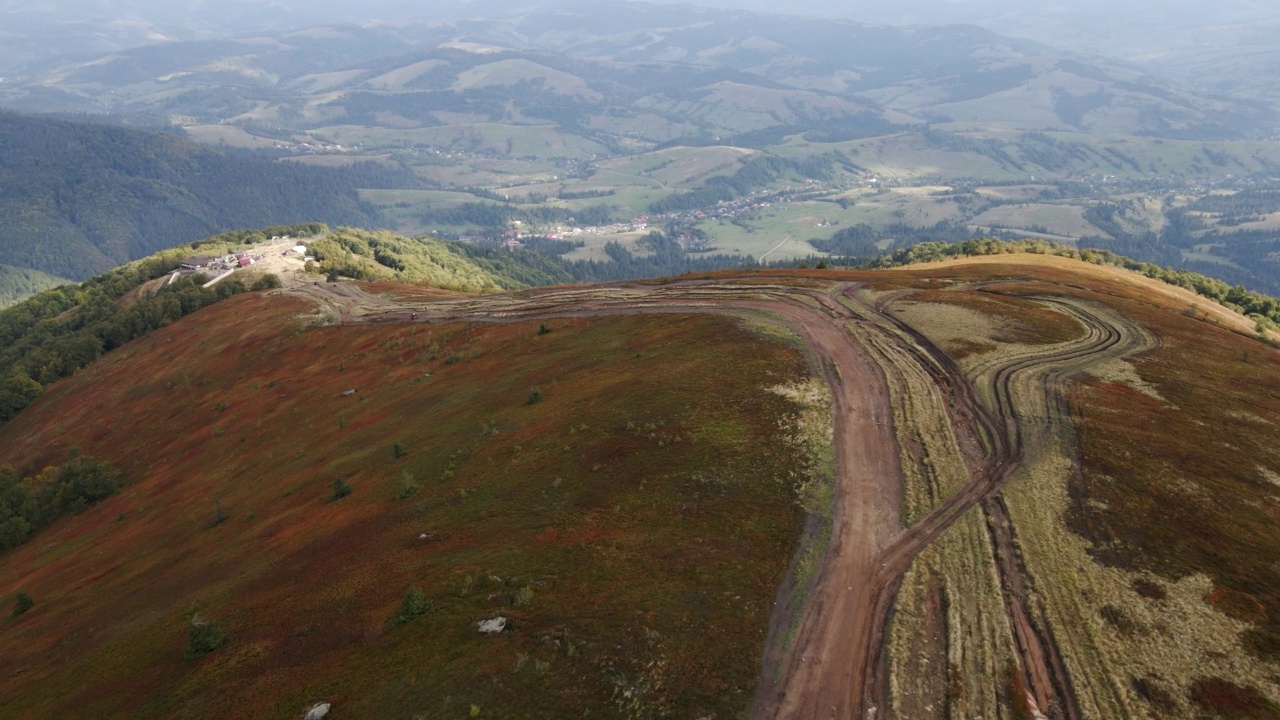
(4, 0, 1274, 28)
(1, 0, 1277, 70)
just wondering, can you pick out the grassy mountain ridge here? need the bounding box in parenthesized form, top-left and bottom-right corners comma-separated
(6, 225, 1279, 432)
(1, 256, 1278, 717)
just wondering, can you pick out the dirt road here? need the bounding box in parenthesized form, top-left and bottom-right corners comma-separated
(286, 276, 1153, 719)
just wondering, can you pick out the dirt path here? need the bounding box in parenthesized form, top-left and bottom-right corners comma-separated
(757, 236, 793, 263)
(285, 277, 1152, 719)
(871, 290, 1156, 719)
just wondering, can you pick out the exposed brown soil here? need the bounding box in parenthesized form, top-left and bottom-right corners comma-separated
(875, 290, 1158, 720)
(284, 274, 1154, 719)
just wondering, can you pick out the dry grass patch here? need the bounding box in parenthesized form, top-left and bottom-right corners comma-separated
(854, 305, 1015, 720)
(890, 300, 1007, 358)
(1004, 445, 1280, 718)
(768, 379, 835, 518)
(1087, 358, 1169, 403)
(878, 257, 1280, 718)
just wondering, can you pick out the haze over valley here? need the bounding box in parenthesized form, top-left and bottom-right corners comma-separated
(1, 3, 1279, 720)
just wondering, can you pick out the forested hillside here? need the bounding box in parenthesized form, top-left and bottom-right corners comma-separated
(0, 111, 388, 280)
(0, 266, 66, 309)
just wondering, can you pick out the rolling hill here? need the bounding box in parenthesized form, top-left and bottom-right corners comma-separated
(4, 2, 1277, 301)
(1, 3, 1264, 142)
(1, 231, 1279, 718)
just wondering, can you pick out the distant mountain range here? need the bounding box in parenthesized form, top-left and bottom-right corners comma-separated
(0, 3, 1267, 141)
(2, 1, 1279, 306)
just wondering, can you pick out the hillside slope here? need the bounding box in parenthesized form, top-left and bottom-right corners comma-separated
(0, 223, 578, 423)
(0, 265, 66, 308)
(2, 5, 1261, 141)
(0, 290, 815, 719)
(0, 112, 386, 279)
(1, 255, 1278, 719)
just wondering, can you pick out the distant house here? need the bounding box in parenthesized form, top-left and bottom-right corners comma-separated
(238, 256, 254, 268)
(180, 255, 212, 270)
(292, 245, 308, 254)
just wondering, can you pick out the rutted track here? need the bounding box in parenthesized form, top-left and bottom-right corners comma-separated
(868, 289, 1157, 719)
(287, 277, 1155, 719)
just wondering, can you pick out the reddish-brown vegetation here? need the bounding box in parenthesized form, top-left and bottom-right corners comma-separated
(0, 291, 811, 719)
(877, 257, 1280, 715)
(5, 254, 1280, 719)
(1191, 678, 1280, 719)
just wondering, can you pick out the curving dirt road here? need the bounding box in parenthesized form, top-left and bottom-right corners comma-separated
(286, 275, 1154, 720)
(867, 290, 1156, 719)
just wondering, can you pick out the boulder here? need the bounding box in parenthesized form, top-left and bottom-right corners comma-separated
(304, 702, 331, 720)
(477, 617, 507, 634)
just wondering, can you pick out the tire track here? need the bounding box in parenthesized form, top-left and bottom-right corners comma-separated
(287, 277, 1154, 720)
(870, 290, 1156, 720)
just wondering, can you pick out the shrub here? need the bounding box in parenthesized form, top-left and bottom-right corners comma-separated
(526, 389, 542, 405)
(0, 452, 121, 551)
(332, 478, 352, 500)
(392, 442, 408, 459)
(212, 500, 227, 526)
(537, 323, 552, 336)
(12, 591, 33, 617)
(185, 617, 226, 659)
(395, 586, 433, 624)
(251, 274, 282, 291)
(1190, 677, 1280, 718)
(397, 472, 421, 500)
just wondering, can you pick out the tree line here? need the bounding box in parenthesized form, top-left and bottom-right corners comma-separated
(854, 238, 1280, 333)
(0, 263, 262, 423)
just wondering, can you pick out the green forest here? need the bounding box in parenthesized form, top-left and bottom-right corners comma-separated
(0, 222, 329, 423)
(0, 111, 387, 280)
(308, 227, 752, 288)
(307, 227, 574, 291)
(0, 451, 121, 552)
(0, 266, 66, 309)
